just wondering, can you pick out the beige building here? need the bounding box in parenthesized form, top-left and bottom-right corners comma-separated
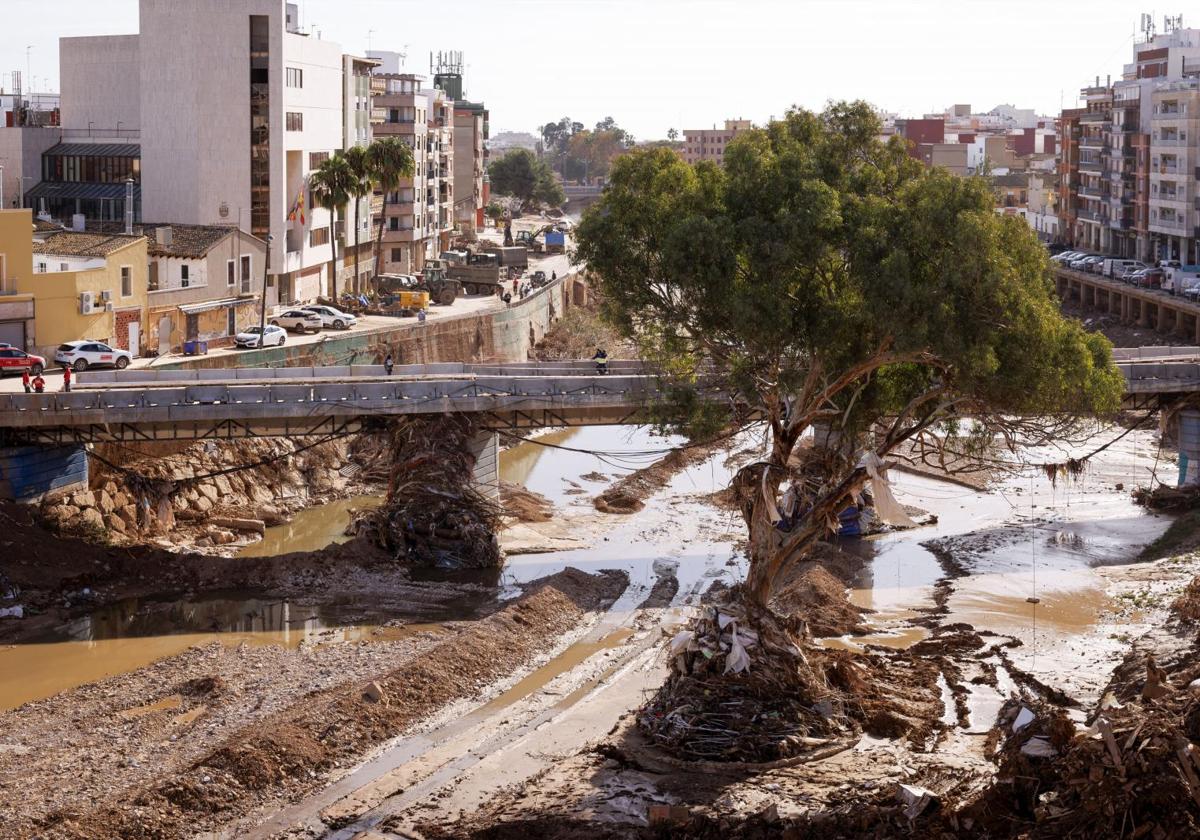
(454, 103, 488, 232)
(681, 119, 752, 165)
(22, 230, 148, 358)
(1149, 81, 1200, 257)
(367, 58, 456, 274)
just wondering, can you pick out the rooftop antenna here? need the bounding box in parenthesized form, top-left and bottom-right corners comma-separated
(367, 29, 375, 53)
(1165, 13, 1183, 34)
(1140, 13, 1156, 42)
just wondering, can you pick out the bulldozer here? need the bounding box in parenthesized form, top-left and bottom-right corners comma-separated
(375, 264, 461, 307)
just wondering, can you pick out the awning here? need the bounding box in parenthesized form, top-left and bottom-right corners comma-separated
(43, 142, 141, 158)
(178, 297, 255, 315)
(25, 181, 142, 202)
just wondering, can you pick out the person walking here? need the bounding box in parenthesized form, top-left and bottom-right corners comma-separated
(32, 373, 46, 393)
(61, 364, 72, 393)
(417, 308, 426, 324)
(592, 347, 608, 375)
(551, 270, 557, 283)
(384, 352, 394, 376)
(21, 369, 31, 394)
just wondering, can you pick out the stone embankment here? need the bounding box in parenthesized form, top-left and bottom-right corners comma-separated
(39, 437, 378, 552)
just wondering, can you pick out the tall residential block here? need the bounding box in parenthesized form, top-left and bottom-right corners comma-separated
(56, 0, 360, 305)
(1058, 21, 1200, 262)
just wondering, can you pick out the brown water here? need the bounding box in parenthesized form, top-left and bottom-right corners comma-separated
(0, 595, 443, 712)
(239, 495, 383, 557)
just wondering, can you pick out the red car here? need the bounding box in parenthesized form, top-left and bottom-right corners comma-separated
(0, 345, 46, 376)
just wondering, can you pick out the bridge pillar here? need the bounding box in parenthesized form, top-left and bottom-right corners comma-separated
(468, 431, 500, 501)
(1177, 310, 1192, 339)
(0, 444, 88, 504)
(1109, 290, 1120, 316)
(1179, 410, 1200, 486)
(1138, 301, 1151, 328)
(1122, 294, 1131, 322)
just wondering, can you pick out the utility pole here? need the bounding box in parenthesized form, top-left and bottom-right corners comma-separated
(259, 233, 273, 337)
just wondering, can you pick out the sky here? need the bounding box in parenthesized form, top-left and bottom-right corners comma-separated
(0, 0, 1168, 140)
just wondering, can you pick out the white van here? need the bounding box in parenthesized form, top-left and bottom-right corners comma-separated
(1164, 265, 1200, 295)
(1103, 259, 1145, 279)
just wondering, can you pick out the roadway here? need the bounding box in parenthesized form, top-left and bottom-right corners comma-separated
(0, 250, 575, 395)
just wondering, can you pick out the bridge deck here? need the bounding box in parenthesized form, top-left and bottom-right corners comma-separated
(0, 363, 695, 443)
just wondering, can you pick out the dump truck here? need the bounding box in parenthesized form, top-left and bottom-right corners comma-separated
(482, 245, 529, 271)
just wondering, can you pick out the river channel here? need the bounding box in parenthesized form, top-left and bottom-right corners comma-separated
(0, 423, 1173, 714)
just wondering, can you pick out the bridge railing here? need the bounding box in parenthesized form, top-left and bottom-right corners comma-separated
(0, 373, 696, 429)
(1112, 346, 1200, 361)
(78, 360, 651, 386)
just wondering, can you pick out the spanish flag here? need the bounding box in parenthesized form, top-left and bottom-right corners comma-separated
(287, 183, 306, 225)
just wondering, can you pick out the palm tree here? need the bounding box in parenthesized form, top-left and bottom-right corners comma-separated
(365, 136, 416, 280)
(343, 144, 373, 296)
(310, 153, 355, 300)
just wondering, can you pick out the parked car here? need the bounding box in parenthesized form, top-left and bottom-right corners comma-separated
(235, 324, 287, 349)
(269, 309, 324, 333)
(0, 346, 45, 376)
(1050, 250, 1082, 263)
(300, 305, 358, 330)
(1132, 268, 1165, 289)
(1159, 260, 1183, 270)
(528, 270, 548, 287)
(1118, 265, 1146, 283)
(54, 340, 132, 372)
(1079, 256, 1105, 273)
(1068, 255, 1095, 270)
(1103, 259, 1146, 278)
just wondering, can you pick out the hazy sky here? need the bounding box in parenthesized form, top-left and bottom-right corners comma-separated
(0, 0, 1166, 139)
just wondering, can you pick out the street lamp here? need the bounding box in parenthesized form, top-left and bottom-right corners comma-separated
(258, 233, 273, 338)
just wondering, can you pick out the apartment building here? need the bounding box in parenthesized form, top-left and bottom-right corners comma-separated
(367, 52, 456, 273)
(1059, 21, 1200, 262)
(681, 119, 752, 165)
(341, 54, 377, 292)
(454, 101, 489, 232)
(55, 0, 354, 305)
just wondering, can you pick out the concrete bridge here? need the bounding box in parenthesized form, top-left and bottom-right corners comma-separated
(0, 361, 691, 446)
(1055, 266, 1200, 343)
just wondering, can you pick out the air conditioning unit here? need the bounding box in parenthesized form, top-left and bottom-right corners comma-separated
(79, 290, 95, 315)
(104, 302, 114, 312)
(100, 290, 113, 302)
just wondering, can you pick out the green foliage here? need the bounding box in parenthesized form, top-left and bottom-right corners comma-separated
(309, 152, 355, 298)
(488, 149, 564, 210)
(576, 101, 1123, 447)
(365, 136, 417, 278)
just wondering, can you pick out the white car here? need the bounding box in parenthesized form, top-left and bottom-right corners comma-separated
(270, 309, 324, 333)
(55, 340, 132, 372)
(301, 305, 358, 330)
(235, 325, 287, 349)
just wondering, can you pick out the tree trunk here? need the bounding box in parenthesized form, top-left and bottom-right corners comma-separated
(328, 206, 338, 301)
(352, 194, 361, 297)
(373, 190, 388, 291)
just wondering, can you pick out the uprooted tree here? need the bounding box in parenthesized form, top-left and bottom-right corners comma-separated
(575, 101, 1124, 761)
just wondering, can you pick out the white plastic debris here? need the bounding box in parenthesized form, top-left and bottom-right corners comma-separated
(723, 624, 751, 674)
(857, 451, 917, 527)
(896, 784, 938, 819)
(0, 605, 23, 619)
(1013, 706, 1035, 732)
(1020, 736, 1057, 758)
(717, 612, 735, 630)
(669, 629, 694, 657)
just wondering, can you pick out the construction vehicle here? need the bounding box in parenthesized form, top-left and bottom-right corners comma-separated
(514, 224, 567, 255)
(376, 268, 461, 307)
(482, 245, 529, 272)
(436, 251, 507, 296)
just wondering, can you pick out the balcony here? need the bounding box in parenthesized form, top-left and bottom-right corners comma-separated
(1154, 136, 1190, 147)
(1150, 217, 1190, 234)
(1078, 159, 1104, 172)
(1079, 137, 1106, 149)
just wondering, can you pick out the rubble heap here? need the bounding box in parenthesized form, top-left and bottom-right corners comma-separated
(358, 415, 501, 569)
(966, 669, 1200, 838)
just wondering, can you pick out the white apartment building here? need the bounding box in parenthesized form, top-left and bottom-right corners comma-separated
(59, 0, 355, 305)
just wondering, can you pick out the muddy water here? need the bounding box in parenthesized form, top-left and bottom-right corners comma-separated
(0, 595, 441, 712)
(840, 428, 1172, 701)
(239, 495, 383, 557)
(498, 425, 744, 603)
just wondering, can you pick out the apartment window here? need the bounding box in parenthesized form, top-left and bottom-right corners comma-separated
(391, 248, 402, 262)
(286, 112, 304, 131)
(390, 217, 399, 231)
(310, 152, 330, 169)
(36, 261, 46, 273)
(180, 264, 190, 288)
(240, 255, 252, 293)
(286, 67, 304, 88)
(121, 266, 132, 297)
(227, 259, 236, 286)
(310, 227, 330, 247)
(60, 263, 69, 272)
(148, 261, 159, 291)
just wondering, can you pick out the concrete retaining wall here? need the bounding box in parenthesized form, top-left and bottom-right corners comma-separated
(149, 273, 589, 373)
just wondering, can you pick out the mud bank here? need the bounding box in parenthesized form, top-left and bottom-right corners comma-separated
(0, 567, 627, 840)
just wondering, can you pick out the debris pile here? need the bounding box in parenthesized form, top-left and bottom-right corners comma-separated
(499, 481, 555, 523)
(969, 676, 1200, 838)
(1132, 483, 1200, 512)
(637, 590, 855, 763)
(357, 415, 502, 569)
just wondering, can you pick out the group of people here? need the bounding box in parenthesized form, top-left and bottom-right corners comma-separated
(21, 365, 72, 394)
